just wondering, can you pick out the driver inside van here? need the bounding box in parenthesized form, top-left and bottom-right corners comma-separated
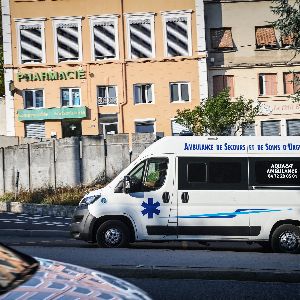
(144, 161, 168, 190)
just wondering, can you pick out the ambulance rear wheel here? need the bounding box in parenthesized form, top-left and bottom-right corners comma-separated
(271, 224, 300, 254)
(96, 220, 130, 248)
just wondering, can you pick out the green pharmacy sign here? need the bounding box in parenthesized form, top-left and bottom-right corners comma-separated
(18, 106, 87, 121)
(17, 70, 86, 82)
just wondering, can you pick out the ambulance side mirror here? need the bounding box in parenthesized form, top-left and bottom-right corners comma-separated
(123, 175, 131, 194)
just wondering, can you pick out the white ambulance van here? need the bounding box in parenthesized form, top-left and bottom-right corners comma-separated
(70, 136, 300, 253)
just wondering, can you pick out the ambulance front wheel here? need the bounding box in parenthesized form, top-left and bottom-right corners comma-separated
(271, 224, 300, 254)
(96, 220, 130, 248)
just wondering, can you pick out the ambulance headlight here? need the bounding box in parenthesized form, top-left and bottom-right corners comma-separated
(79, 195, 100, 207)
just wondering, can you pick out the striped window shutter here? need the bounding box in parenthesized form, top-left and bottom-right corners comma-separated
(166, 17, 189, 57)
(93, 22, 116, 59)
(20, 25, 43, 63)
(129, 19, 152, 58)
(25, 122, 45, 138)
(261, 120, 281, 136)
(284, 73, 294, 94)
(265, 74, 277, 95)
(287, 120, 300, 136)
(57, 23, 79, 61)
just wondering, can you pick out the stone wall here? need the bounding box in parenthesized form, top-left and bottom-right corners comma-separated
(0, 133, 156, 194)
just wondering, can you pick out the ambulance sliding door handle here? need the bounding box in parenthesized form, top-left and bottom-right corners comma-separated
(181, 192, 189, 203)
(162, 192, 170, 203)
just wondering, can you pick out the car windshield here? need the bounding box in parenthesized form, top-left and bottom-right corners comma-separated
(0, 244, 39, 295)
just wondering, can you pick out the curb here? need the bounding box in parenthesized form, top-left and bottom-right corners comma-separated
(95, 265, 300, 283)
(0, 229, 70, 238)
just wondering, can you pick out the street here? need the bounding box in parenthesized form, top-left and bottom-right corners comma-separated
(1, 212, 300, 299)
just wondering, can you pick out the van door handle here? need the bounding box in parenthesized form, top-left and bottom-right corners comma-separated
(162, 192, 170, 203)
(181, 192, 189, 203)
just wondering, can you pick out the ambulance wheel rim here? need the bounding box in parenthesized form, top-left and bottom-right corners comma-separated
(104, 228, 122, 246)
(279, 231, 298, 251)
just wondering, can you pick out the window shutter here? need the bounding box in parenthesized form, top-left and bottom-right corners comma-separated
(225, 75, 234, 97)
(284, 73, 294, 94)
(211, 28, 233, 49)
(213, 76, 224, 96)
(256, 27, 277, 47)
(261, 120, 281, 136)
(287, 120, 300, 136)
(25, 122, 45, 138)
(265, 74, 277, 95)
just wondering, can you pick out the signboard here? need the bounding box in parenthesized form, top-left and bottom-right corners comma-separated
(17, 70, 86, 82)
(260, 101, 300, 116)
(17, 106, 87, 121)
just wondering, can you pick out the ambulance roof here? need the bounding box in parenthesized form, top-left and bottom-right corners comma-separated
(140, 136, 300, 157)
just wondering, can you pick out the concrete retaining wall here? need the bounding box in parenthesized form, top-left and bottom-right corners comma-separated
(0, 133, 156, 194)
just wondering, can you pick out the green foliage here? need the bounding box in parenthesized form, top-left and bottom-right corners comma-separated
(271, 0, 300, 50)
(175, 90, 259, 136)
(0, 184, 105, 206)
(271, 1, 300, 102)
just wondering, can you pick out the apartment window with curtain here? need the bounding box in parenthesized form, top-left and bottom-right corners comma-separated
(97, 86, 117, 106)
(23, 90, 44, 108)
(61, 88, 81, 106)
(255, 26, 277, 49)
(134, 84, 153, 104)
(170, 82, 190, 102)
(284, 72, 300, 94)
(210, 28, 233, 50)
(259, 74, 277, 96)
(212, 75, 234, 97)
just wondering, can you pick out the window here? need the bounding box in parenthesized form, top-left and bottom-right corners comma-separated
(281, 34, 293, 48)
(25, 121, 45, 138)
(134, 84, 153, 104)
(53, 17, 82, 62)
(162, 10, 192, 57)
(97, 86, 117, 105)
(261, 120, 281, 136)
(213, 75, 234, 97)
(99, 113, 118, 138)
(287, 119, 300, 136)
(127, 158, 169, 192)
(242, 123, 256, 136)
(255, 26, 277, 49)
(170, 82, 190, 102)
(16, 19, 46, 64)
(90, 16, 118, 60)
(250, 158, 300, 187)
(187, 163, 207, 183)
(61, 88, 81, 106)
(126, 13, 155, 59)
(23, 90, 43, 108)
(210, 28, 233, 50)
(135, 120, 155, 133)
(171, 120, 190, 136)
(178, 157, 248, 190)
(283, 72, 300, 94)
(259, 74, 277, 96)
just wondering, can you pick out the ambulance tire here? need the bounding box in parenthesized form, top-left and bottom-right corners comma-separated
(271, 224, 300, 254)
(96, 220, 130, 248)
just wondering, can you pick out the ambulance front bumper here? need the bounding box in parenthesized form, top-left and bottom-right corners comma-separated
(70, 206, 97, 242)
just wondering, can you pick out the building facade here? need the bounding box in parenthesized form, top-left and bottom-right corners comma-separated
(205, 0, 300, 136)
(1, 0, 207, 138)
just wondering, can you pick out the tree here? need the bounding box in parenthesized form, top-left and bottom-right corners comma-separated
(175, 90, 259, 136)
(271, 0, 300, 101)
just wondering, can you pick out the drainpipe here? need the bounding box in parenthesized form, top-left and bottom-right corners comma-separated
(119, 0, 128, 133)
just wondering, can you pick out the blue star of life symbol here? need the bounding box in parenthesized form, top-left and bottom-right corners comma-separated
(141, 198, 160, 219)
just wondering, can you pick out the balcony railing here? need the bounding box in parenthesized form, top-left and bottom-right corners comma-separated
(97, 97, 117, 106)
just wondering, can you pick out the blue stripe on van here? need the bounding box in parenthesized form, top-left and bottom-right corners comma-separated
(177, 208, 292, 219)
